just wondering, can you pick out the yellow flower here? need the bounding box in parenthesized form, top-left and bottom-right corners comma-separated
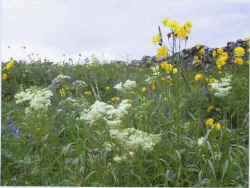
(62, 84, 69, 89)
(215, 123, 221, 131)
(243, 37, 249, 42)
(141, 87, 146, 92)
(57, 73, 64, 78)
(234, 57, 243, 65)
(172, 68, 178, 74)
(207, 105, 214, 112)
(205, 118, 214, 127)
(233, 46, 245, 57)
(212, 50, 217, 57)
(105, 86, 110, 91)
(150, 84, 156, 90)
(195, 45, 200, 50)
(162, 18, 169, 27)
(194, 73, 203, 81)
(152, 34, 161, 43)
(156, 45, 168, 58)
(59, 88, 66, 97)
(161, 76, 166, 81)
(84, 90, 92, 95)
(184, 21, 192, 29)
(2, 73, 7, 80)
(199, 48, 205, 55)
(5, 60, 14, 70)
(209, 77, 215, 83)
(217, 48, 224, 54)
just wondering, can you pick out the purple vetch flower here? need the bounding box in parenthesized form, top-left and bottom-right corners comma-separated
(9, 122, 19, 138)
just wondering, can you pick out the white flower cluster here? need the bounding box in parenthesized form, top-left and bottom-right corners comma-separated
(79, 99, 131, 128)
(109, 128, 161, 151)
(114, 80, 136, 92)
(15, 87, 53, 114)
(106, 128, 161, 163)
(208, 74, 232, 97)
(197, 137, 206, 146)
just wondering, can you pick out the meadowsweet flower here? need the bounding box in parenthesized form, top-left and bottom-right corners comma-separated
(156, 45, 167, 58)
(194, 73, 203, 81)
(109, 128, 161, 152)
(2, 73, 7, 80)
(152, 34, 161, 43)
(234, 46, 245, 57)
(114, 80, 136, 92)
(208, 74, 232, 97)
(197, 137, 206, 146)
(234, 57, 243, 65)
(15, 87, 53, 114)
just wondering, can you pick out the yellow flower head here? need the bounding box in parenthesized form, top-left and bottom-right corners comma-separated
(207, 105, 214, 112)
(199, 48, 205, 55)
(2, 73, 7, 80)
(215, 123, 221, 131)
(205, 118, 214, 127)
(57, 73, 64, 78)
(195, 45, 200, 50)
(233, 46, 245, 57)
(172, 68, 178, 74)
(217, 48, 224, 54)
(84, 90, 92, 95)
(59, 88, 66, 97)
(184, 21, 192, 29)
(194, 73, 203, 81)
(234, 57, 243, 65)
(152, 34, 161, 43)
(150, 84, 156, 90)
(156, 45, 168, 58)
(5, 60, 14, 70)
(141, 87, 146, 92)
(212, 50, 217, 57)
(162, 18, 169, 27)
(209, 77, 215, 83)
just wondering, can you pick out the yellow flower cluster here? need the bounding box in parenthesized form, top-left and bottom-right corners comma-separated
(2, 73, 7, 80)
(162, 18, 192, 40)
(216, 48, 224, 54)
(193, 56, 201, 65)
(207, 105, 214, 112)
(156, 45, 168, 58)
(215, 52, 228, 69)
(199, 48, 205, 55)
(205, 118, 221, 131)
(2, 60, 14, 71)
(152, 34, 161, 43)
(234, 57, 243, 65)
(160, 61, 178, 74)
(212, 50, 217, 57)
(233, 46, 245, 57)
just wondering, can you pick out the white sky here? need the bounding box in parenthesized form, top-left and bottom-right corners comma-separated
(1, 0, 250, 62)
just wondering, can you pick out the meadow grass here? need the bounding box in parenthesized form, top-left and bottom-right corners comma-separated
(1, 55, 249, 186)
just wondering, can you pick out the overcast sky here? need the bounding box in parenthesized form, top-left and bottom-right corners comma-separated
(1, 0, 250, 62)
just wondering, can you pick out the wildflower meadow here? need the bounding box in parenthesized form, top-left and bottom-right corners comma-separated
(1, 18, 249, 186)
